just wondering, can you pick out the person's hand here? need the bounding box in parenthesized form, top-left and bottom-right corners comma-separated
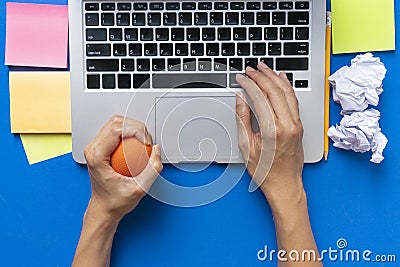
(236, 62, 304, 207)
(83, 115, 163, 223)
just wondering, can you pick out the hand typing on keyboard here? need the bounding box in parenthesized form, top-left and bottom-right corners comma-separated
(235, 62, 322, 266)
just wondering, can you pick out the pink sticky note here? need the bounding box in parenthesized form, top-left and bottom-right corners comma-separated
(5, 2, 69, 68)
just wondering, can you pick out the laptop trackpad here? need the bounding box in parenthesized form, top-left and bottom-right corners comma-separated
(155, 96, 240, 163)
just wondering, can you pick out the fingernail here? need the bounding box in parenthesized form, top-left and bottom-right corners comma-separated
(236, 73, 246, 81)
(246, 66, 256, 72)
(281, 72, 287, 79)
(259, 61, 269, 69)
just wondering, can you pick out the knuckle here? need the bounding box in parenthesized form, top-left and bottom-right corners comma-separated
(110, 115, 124, 127)
(153, 161, 163, 173)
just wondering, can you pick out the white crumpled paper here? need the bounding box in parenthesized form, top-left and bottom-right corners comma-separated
(329, 53, 387, 113)
(328, 109, 388, 163)
(328, 53, 388, 163)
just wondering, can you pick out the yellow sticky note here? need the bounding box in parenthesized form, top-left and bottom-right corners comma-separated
(20, 134, 72, 165)
(9, 72, 71, 133)
(331, 0, 395, 54)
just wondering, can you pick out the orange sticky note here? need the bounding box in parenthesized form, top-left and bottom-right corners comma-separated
(5, 2, 69, 68)
(9, 72, 71, 133)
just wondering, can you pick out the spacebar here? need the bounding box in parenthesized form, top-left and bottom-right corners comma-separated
(152, 73, 227, 88)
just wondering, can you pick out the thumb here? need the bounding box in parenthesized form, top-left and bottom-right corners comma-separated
(236, 93, 253, 159)
(134, 144, 163, 193)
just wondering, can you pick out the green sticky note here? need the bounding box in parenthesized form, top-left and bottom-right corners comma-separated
(331, 0, 395, 54)
(20, 134, 72, 165)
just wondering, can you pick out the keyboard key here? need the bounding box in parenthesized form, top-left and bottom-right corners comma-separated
(156, 28, 169, 41)
(268, 43, 281, 55)
(253, 43, 266, 55)
(284, 42, 309, 55)
(129, 44, 142, 56)
(233, 27, 247, 40)
(175, 43, 188, 56)
(85, 13, 99, 26)
(288, 12, 309, 25)
(102, 74, 116, 89)
(276, 58, 308, 71)
(265, 27, 278, 40)
(164, 13, 177, 25)
(134, 3, 148, 10)
(218, 28, 231, 40)
(230, 2, 244, 10)
(210, 12, 223, 25)
(160, 43, 173, 56)
(125, 28, 138, 41)
(166, 2, 180, 10)
(295, 2, 309, 9)
(109, 28, 122, 41)
(86, 29, 106, 41)
(245, 58, 258, 69)
(247, 2, 261, 10)
(121, 59, 135, 71)
(182, 2, 196, 10)
(285, 73, 293, 84)
(280, 27, 293, 40)
(249, 27, 262, 40)
(148, 13, 161, 26)
(85, 3, 99, 11)
(87, 59, 119, 72)
(229, 73, 242, 88)
(215, 2, 228, 10)
(87, 74, 100, 89)
(226, 12, 239, 25)
(241, 12, 254, 25)
(221, 43, 235, 56)
(152, 59, 165, 71)
(179, 12, 192, 25)
(150, 2, 164, 10)
(257, 12, 270, 25)
(279, 2, 293, 9)
(206, 43, 219, 56)
(153, 74, 227, 88)
(237, 43, 250, 56)
(202, 28, 216, 41)
(295, 27, 309, 40)
(263, 2, 277, 10)
(272, 12, 285, 25)
(118, 74, 131, 89)
(86, 44, 111, 56)
(140, 28, 153, 41)
(137, 59, 150, 71)
(194, 12, 208, 25)
(260, 58, 274, 69)
(117, 3, 131, 10)
(199, 2, 212, 10)
(214, 58, 227, 71)
(144, 43, 158, 56)
(132, 13, 145, 26)
(295, 80, 309, 88)
(168, 59, 181, 71)
(117, 13, 130, 26)
(198, 58, 212, 71)
(230, 58, 243, 71)
(190, 43, 204, 56)
(133, 74, 151, 88)
(183, 58, 196, 71)
(171, 28, 184, 41)
(101, 3, 115, 10)
(187, 28, 200, 41)
(113, 44, 126, 56)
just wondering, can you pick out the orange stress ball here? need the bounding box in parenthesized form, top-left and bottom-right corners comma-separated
(110, 137, 152, 177)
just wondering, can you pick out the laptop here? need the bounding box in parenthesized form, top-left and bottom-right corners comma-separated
(69, 0, 326, 164)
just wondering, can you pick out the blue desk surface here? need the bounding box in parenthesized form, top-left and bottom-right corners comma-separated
(1, 0, 400, 266)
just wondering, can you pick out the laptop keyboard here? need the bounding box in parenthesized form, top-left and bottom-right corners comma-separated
(83, 1, 312, 90)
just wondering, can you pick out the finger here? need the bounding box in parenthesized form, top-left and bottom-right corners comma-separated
(235, 93, 253, 159)
(134, 144, 163, 192)
(122, 117, 153, 145)
(245, 66, 293, 122)
(235, 74, 275, 133)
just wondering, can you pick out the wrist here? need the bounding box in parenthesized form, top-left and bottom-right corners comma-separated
(84, 198, 121, 231)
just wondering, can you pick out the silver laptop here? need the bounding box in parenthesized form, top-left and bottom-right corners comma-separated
(69, 0, 326, 164)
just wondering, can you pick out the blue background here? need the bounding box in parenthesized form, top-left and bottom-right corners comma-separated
(1, 0, 399, 266)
